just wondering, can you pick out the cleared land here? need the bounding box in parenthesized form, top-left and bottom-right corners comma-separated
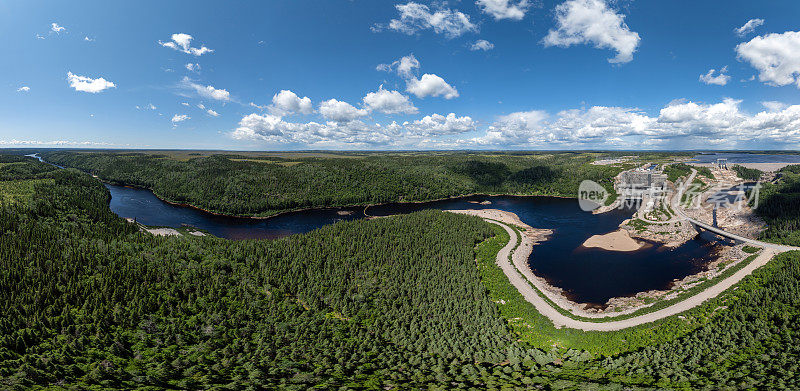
(484, 213, 788, 330)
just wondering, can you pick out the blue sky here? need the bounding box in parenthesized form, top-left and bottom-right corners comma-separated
(2, 0, 800, 150)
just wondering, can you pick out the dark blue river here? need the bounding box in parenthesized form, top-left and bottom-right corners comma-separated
(106, 184, 720, 306)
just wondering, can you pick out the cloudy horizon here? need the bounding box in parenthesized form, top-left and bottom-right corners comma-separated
(3, 1, 800, 150)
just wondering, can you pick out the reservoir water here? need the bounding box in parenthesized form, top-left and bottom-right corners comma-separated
(106, 184, 720, 306)
(691, 152, 800, 164)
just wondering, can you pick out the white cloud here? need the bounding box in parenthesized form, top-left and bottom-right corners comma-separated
(735, 18, 764, 37)
(543, 0, 640, 64)
(470, 98, 800, 148)
(197, 103, 206, 110)
(378, 2, 477, 38)
(171, 114, 190, 124)
(51, 23, 65, 33)
(736, 31, 800, 88)
(404, 113, 476, 135)
(397, 54, 420, 78)
(249, 102, 268, 110)
(406, 74, 459, 99)
(377, 54, 420, 78)
(159, 33, 213, 56)
(181, 102, 190, 106)
(232, 114, 397, 147)
(181, 77, 230, 101)
(36, 34, 45, 40)
(319, 99, 368, 122)
(67, 72, 116, 93)
(699, 66, 730, 86)
(270, 90, 313, 115)
(470, 39, 495, 51)
(230, 98, 800, 149)
(206, 109, 220, 117)
(233, 113, 292, 140)
(657, 99, 743, 132)
(186, 63, 201, 72)
(762, 101, 788, 112)
(363, 87, 418, 115)
(476, 0, 529, 21)
(84, 36, 94, 42)
(16, 86, 30, 92)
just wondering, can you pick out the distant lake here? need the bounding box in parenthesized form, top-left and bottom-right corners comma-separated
(106, 184, 721, 307)
(691, 152, 800, 164)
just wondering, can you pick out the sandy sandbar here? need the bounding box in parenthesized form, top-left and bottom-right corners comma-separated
(582, 229, 645, 252)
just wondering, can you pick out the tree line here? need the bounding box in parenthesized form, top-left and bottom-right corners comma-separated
(3, 155, 800, 389)
(41, 151, 624, 217)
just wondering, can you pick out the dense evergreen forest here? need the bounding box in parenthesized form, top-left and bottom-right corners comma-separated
(40, 151, 627, 217)
(4, 154, 800, 389)
(755, 165, 800, 246)
(732, 164, 763, 181)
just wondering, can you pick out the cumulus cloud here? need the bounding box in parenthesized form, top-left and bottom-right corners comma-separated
(232, 113, 292, 140)
(230, 98, 800, 149)
(406, 74, 459, 99)
(206, 109, 220, 117)
(404, 113, 476, 135)
(232, 114, 397, 147)
(699, 66, 730, 86)
(470, 39, 495, 51)
(363, 87, 418, 115)
(16, 86, 30, 92)
(735, 18, 764, 37)
(181, 77, 230, 101)
(377, 54, 420, 78)
(476, 0, 529, 21)
(377, 2, 477, 38)
(480, 106, 656, 147)
(84, 36, 94, 42)
(469, 98, 800, 148)
(736, 31, 800, 88)
(231, 111, 474, 148)
(762, 101, 788, 112)
(171, 114, 190, 124)
(67, 72, 116, 93)
(543, 0, 640, 64)
(477, 110, 550, 145)
(185, 63, 201, 72)
(51, 23, 65, 33)
(319, 99, 368, 122)
(270, 90, 313, 115)
(159, 33, 213, 56)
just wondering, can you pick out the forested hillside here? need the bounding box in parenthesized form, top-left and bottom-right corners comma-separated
(755, 165, 800, 246)
(41, 151, 626, 217)
(732, 164, 763, 181)
(4, 155, 800, 389)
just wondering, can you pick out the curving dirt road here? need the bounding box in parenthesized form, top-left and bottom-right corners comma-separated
(487, 219, 783, 331)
